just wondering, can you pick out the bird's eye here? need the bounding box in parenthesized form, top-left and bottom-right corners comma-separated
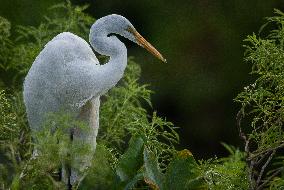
(126, 27, 135, 34)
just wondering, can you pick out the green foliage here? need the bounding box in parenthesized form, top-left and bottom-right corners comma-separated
(81, 144, 117, 189)
(18, 112, 93, 190)
(0, 16, 12, 74)
(0, 90, 18, 141)
(165, 150, 205, 189)
(99, 58, 179, 173)
(143, 148, 166, 189)
(236, 9, 284, 154)
(200, 144, 249, 190)
(0, 91, 30, 189)
(116, 136, 144, 182)
(137, 148, 206, 190)
(235, 9, 284, 189)
(99, 59, 153, 148)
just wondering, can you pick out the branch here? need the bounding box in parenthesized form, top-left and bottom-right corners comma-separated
(255, 150, 276, 188)
(248, 142, 284, 160)
(236, 109, 254, 189)
(248, 160, 255, 190)
(257, 166, 284, 190)
(236, 110, 250, 153)
(255, 151, 271, 166)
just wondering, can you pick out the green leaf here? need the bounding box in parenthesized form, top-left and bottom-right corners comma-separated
(116, 136, 144, 182)
(143, 148, 165, 190)
(165, 149, 206, 190)
(80, 145, 116, 190)
(10, 173, 20, 190)
(124, 172, 144, 190)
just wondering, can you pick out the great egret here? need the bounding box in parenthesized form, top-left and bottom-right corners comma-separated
(23, 14, 165, 187)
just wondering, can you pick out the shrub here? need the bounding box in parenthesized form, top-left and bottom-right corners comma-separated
(235, 9, 284, 190)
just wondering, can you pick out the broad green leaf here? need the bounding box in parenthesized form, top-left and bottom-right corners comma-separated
(143, 148, 165, 190)
(124, 172, 144, 190)
(80, 145, 116, 190)
(165, 149, 207, 190)
(116, 136, 144, 182)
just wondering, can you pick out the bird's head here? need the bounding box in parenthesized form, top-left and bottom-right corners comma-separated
(98, 14, 166, 63)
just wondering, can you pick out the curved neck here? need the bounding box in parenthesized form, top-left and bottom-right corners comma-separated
(89, 21, 128, 94)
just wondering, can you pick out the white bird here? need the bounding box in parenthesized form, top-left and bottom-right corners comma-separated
(23, 14, 165, 188)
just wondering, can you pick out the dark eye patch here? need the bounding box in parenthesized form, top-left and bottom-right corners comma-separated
(107, 33, 125, 42)
(107, 33, 117, 37)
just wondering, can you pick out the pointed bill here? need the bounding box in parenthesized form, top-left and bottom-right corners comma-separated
(128, 28, 167, 63)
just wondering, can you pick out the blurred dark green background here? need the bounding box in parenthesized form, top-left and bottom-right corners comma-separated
(1, 0, 283, 159)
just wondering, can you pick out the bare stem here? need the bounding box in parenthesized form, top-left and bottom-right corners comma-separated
(249, 142, 284, 160)
(256, 166, 284, 190)
(255, 150, 276, 188)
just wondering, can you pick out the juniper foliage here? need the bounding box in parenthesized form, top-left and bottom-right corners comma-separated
(235, 9, 284, 190)
(200, 144, 249, 190)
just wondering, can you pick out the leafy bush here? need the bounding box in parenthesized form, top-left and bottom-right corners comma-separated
(235, 9, 284, 190)
(200, 144, 249, 190)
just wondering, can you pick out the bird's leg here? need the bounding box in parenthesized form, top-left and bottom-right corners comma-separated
(61, 165, 72, 190)
(61, 128, 73, 190)
(69, 97, 100, 187)
(68, 129, 74, 190)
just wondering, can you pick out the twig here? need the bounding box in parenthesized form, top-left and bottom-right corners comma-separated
(257, 167, 284, 190)
(255, 151, 271, 166)
(248, 160, 255, 190)
(236, 110, 254, 189)
(236, 110, 251, 155)
(249, 142, 284, 160)
(255, 150, 276, 188)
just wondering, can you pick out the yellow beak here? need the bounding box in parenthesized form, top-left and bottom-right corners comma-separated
(128, 28, 167, 63)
